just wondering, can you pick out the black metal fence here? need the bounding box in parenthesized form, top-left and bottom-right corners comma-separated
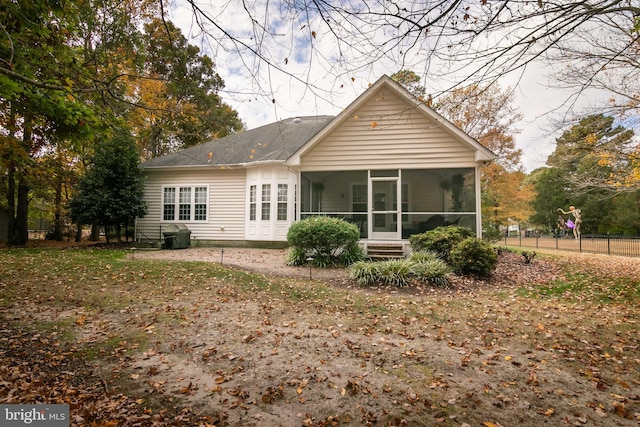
(134, 224, 640, 258)
(502, 233, 640, 258)
(134, 224, 165, 244)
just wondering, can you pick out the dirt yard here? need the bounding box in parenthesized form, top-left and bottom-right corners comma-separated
(131, 247, 351, 282)
(1, 244, 639, 426)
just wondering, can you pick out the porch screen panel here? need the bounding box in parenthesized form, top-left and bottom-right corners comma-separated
(300, 171, 368, 237)
(300, 171, 367, 217)
(401, 168, 477, 234)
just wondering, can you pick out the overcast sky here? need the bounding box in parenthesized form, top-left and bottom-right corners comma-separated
(168, 1, 615, 173)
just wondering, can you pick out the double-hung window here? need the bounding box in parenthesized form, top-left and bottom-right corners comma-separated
(277, 184, 288, 221)
(261, 184, 271, 220)
(249, 185, 257, 221)
(163, 186, 208, 222)
(163, 188, 176, 221)
(179, 187, 191, 220)
(194, 187, 207, 221)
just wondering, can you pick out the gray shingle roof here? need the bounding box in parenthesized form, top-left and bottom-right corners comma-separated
(142, 116, 334, 168)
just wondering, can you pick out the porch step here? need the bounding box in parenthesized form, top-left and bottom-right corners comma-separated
(366, 243, 405, 260)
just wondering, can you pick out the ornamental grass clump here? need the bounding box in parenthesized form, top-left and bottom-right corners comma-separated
(410, 259, 452, 287)
(349, 251, 452, 288)
(349, 261, 378, 286)
(408, 250, 440, 264)
(286, 216, 364, 267)
(376, 259, 413, 287)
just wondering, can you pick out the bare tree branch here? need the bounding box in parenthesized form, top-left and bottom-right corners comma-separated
(177, 0, 640, 117)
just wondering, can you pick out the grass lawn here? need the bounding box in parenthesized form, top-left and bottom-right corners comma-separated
(1, 246, 639, 426)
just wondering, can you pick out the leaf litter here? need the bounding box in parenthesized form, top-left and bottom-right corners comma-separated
(0, 244, 639, 426)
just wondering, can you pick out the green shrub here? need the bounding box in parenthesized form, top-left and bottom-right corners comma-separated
(409, 226, 474, 261)
(338, 243, 367, 266)
(286, 216, 363, 267)
(449, 237, 498, 278)
(482, 223, 502, 243)
(285, 246, 307, 266)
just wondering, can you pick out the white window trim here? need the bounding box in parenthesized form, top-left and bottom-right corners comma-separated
(161, 184, 209, 223)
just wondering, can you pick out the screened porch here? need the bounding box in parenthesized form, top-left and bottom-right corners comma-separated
(299, 168, 477, 240)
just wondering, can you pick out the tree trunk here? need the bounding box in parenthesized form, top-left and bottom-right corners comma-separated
(52, 173, 64, 241)
(12, 114, 33, 246)
(7, 165, 17, 245)
(75, 223, 83, 242)
(14, 176, 29, 246)
(90, 222, 100, 241)
(5, 104, 17, 245)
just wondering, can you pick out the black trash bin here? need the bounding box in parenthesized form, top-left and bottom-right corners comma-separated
(163, 224, 191, 249)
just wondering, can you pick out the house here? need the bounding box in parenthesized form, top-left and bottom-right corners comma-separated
(136, 75, 495, 247)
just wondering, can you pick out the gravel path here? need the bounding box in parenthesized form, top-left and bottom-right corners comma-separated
(131, 247, 351, 282)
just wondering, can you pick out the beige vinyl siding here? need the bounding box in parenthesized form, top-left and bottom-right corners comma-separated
(138, 168, 245, 241)
(300, 89, 476, 171)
